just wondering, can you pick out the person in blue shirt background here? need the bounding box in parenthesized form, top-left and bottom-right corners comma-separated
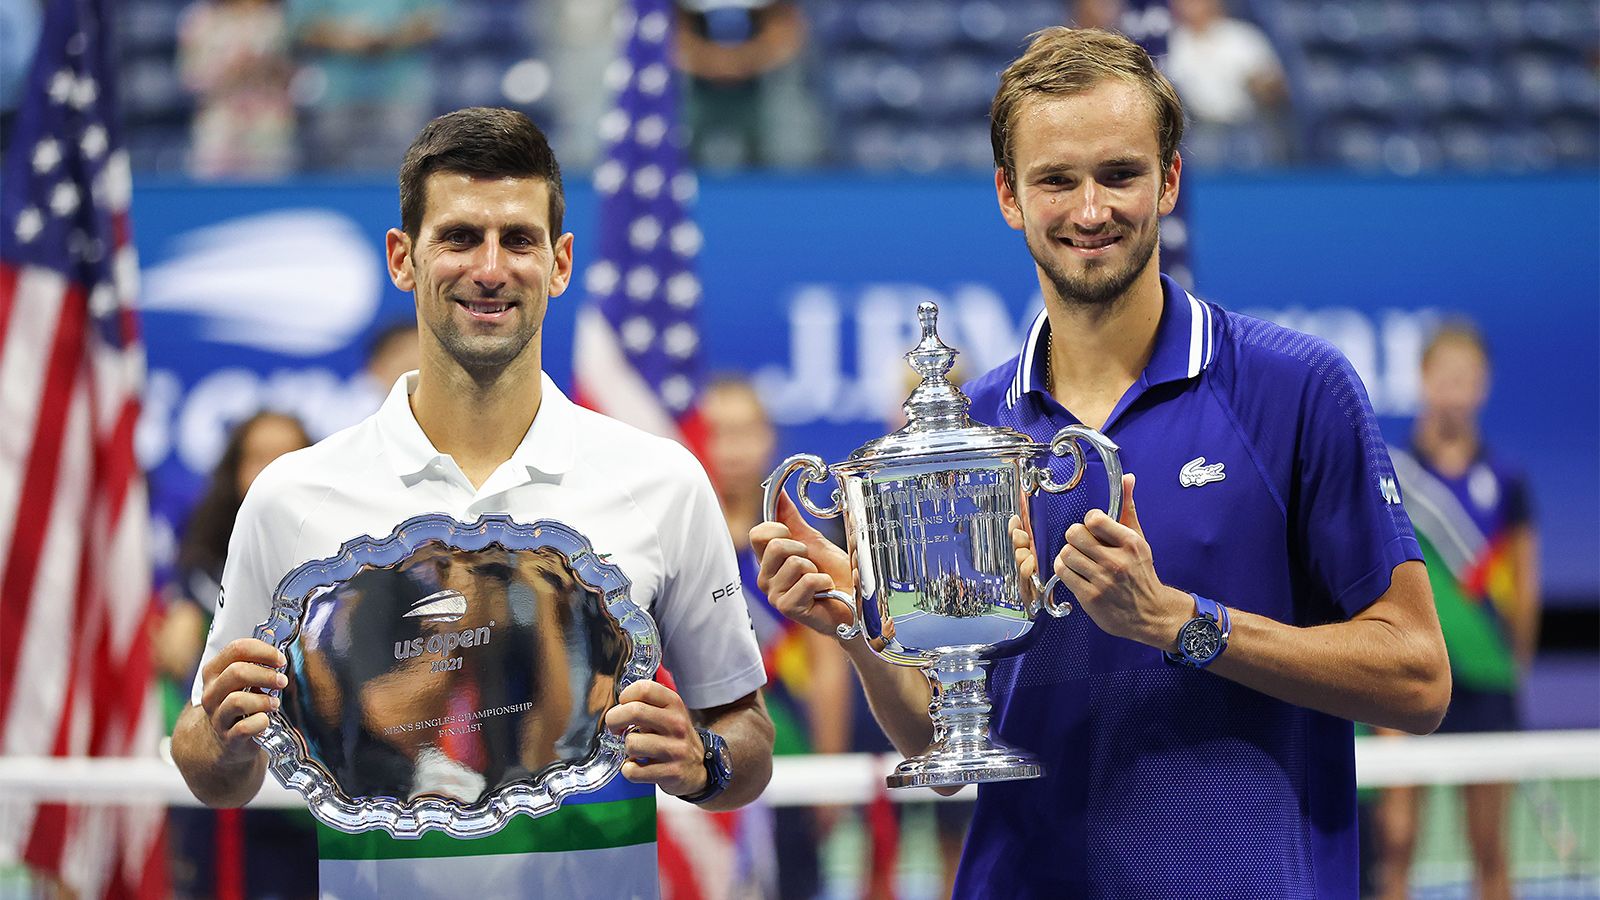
(752, 26, 1450, 899)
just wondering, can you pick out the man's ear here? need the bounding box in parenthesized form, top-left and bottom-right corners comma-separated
(1158, 152, 1182, 216)
(386, 228, 414, 292)
(548, 232, 575, 298)
(995, 168, 1024, 232)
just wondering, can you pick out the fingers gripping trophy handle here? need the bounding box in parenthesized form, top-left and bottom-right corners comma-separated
(1031, 425, 1123, 618)
(762, 455, 860, 640)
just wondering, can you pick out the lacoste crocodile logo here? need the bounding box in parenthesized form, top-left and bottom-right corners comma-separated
(402, 589, 468, 624)
(1179, 456, 1226, 488)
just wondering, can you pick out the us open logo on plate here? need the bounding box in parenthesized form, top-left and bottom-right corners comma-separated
(393, 590, 494, 671)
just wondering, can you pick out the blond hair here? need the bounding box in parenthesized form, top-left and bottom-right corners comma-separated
(990, 27, 1185, 189)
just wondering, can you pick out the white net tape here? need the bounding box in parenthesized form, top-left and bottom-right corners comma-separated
(3, 731, 1597, 898)
(0, 730, 1596, 808)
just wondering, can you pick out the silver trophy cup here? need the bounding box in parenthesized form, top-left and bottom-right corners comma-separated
(763, 302, 1121, 789)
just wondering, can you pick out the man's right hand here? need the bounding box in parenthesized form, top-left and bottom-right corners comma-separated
(197, 638, 287, 762)
(750, 491, 855, 638)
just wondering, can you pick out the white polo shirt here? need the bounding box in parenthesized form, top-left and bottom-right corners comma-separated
(193, 371, 766, 899)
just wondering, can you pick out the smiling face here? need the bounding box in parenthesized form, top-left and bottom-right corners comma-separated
(996, 78, 1180, 310)
(386, 172, 573, 380)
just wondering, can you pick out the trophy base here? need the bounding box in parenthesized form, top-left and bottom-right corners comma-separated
(885, 748, 1043, 789)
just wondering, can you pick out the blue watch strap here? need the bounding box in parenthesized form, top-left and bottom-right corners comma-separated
(1164, 592, 1231, 668)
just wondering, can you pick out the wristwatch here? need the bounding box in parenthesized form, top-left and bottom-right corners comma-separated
(679, 727, 733, 805)
(1164, 593, 1232, 669)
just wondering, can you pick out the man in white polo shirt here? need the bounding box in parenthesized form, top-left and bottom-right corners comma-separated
(171, 106, 773, 898)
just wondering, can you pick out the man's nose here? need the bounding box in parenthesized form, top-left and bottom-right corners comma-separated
(1070, 182, 1112, 228)
(470, 239, 507, 291)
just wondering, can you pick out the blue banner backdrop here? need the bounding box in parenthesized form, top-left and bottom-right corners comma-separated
(131, 172, 1599, 602)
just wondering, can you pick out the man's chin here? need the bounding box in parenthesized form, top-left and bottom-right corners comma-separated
(443, 338, 533, 374)
(1043, 268, 1138, 307)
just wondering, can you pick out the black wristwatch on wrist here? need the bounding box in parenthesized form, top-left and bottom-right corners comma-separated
(680, 727, 733, 805)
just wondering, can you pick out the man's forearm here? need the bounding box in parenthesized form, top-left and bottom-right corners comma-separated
(695, 696, 775, 811)
(841, 637, 935, 758)
(171, 703, 268, 808)
(1205, 563, 1450, 734)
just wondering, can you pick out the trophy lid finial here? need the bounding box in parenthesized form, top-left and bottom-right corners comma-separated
(902, 302, 970, 431)
(840, 301, 1042, 466)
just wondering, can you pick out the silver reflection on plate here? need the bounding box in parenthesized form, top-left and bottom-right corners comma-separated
(252, 514, 659, 838)
(764, 302, 1122, 789)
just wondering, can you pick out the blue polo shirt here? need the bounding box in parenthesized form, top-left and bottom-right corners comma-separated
(955, 274, 1421, 899)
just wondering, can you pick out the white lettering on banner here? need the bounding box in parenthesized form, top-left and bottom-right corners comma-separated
(755, 283, 1039, 426)
(1245, 307, 1438, 417)
(136, 365, 389, 474)
(757, 290, 1437, 427)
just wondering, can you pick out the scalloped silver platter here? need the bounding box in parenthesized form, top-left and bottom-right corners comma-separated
(252, 513, 659, 839)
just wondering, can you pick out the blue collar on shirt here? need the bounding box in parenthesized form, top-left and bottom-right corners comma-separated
(1003, 273, 1218, 413)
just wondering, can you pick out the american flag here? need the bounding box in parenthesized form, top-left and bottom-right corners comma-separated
(0, 0, 166, 895)
(573, 0, 708, 456)
(573, 2, 769, 897)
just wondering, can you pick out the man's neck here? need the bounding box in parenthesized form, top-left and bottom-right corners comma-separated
(1043, 263, 1165, 430)
(1413, 413, 1479, 478)
(410, 350, 543, 490)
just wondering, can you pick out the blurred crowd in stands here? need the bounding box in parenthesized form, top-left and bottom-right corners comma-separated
(3, 0, 1594, 177)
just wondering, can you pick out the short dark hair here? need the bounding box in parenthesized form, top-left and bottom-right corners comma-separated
(991, 28, 1185, 190)
(398, 107, 565, 240)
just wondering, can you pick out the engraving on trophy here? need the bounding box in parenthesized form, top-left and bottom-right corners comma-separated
(255, 514, 658, 838)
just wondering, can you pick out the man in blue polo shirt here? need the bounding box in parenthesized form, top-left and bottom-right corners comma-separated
(752, 27, 1450, 898)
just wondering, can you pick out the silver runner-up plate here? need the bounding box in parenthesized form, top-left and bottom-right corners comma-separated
(251, 513, 660, 839)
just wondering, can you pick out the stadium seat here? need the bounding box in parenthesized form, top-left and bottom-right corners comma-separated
(921, 57, 996, 121)
(955, 1, 1010, 50)
(120, 0, 184, 57)
(121, 57, 190, 126)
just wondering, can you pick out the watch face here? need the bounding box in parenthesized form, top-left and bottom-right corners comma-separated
(702, 730, 733, 786)
(1180, 618, 1222, 663)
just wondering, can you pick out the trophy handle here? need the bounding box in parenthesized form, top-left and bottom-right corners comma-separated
(763, 453, 843, 522)
(762, 456, 859, 640)
(817, 589, 862, 641)
(1030, 425, 1123, 618)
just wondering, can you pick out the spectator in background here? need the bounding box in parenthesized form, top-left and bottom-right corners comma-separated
(315, 318, 423, 436)
(0, 0, 42, 151)
(674, 0, 823, 169)
(177, 0, 296, 179)
(287, 0, 439, 172)
(1164, 0, 1290, 166)
(155, 411, 315, 899)
(700, 376, 852, 900)
(1375, 323, 1540, 900)
(534, 0, 619, 171)
(1071, 0, 1126, 31)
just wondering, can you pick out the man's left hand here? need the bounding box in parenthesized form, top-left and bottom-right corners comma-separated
(1054, 473, 1191, 650)
(604, 680, 707, 798)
